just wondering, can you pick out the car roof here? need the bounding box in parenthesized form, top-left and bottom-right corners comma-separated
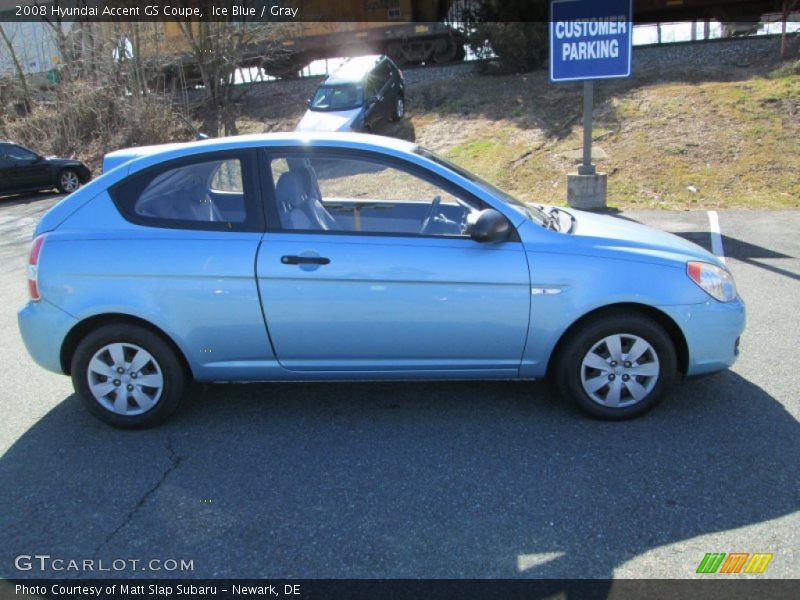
(102, 132, 418, 173)
(324, 54, 384, 85)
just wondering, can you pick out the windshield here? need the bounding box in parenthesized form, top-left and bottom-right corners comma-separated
(414, 147, 546, 226)
(309, 84, 364, 112)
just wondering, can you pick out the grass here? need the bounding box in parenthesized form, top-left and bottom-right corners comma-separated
(231, 57, 799, 210)
(411, 68, 800, 210)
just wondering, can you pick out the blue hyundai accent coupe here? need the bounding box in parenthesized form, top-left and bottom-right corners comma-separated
(18, 133, 744, 428)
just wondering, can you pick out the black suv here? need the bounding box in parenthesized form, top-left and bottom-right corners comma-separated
(296, 55, 405, 133)
(0, 142, 91, 196)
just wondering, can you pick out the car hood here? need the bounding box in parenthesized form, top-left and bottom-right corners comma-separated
(562, 208, 722, 266)
(295, 108, 361, 132)
(45, 157, 85, 168)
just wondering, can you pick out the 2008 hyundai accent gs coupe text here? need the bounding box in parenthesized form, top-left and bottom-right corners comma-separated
(17, 133, 744, 428)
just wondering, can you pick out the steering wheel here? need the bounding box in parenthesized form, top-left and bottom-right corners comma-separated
(420, 195, 442, 234)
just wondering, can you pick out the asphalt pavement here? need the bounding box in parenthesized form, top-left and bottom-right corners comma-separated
(0, 195, 798, 581)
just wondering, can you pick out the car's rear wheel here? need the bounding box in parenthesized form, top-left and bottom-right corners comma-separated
(554, 313, 677, 420)
(57, 169, 81, 193)
(71, 324, 186, 428)
(391, 96, 405, 121)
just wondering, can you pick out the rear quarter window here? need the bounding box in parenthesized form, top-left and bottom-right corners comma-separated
(109, 152, 263, 231)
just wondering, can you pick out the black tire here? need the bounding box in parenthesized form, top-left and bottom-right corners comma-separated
(71, 324, 187, 428)
(391, 96, 405, 122)
(554, 312, 677, 420)
(57, 168, 81, 194)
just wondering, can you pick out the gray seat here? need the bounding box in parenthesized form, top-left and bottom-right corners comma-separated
(275, 170, 339, 231)
(296, 167, 340, 231)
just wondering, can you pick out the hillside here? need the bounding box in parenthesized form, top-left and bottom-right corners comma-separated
(234, 49, 800, 210)
(4, 37, 796, 210)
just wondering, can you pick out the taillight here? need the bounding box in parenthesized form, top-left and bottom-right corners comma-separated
(27, 234, 46, 301)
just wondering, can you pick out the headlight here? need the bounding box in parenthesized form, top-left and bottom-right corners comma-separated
(687, 261, 737, 302)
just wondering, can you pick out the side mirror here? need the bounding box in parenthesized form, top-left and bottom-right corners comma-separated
(306, 98, 312, 107)
(366, 95, 379, 107)
(468, 209, 511, 243)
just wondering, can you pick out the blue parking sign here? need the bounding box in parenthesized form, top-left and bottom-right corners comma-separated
(550, 0, 633, 82)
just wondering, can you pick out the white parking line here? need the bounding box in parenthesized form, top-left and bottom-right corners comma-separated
(707, 210, 726, 264)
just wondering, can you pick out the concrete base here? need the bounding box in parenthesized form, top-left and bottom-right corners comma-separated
(567, 172, 607, 210)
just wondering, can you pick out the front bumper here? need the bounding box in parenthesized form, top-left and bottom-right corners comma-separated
(18, 299, 78, 374)
(660, 296, 746, 377)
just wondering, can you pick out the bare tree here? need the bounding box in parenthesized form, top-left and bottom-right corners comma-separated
(0, 23, 33, 113)
(170, 4, 298, 136)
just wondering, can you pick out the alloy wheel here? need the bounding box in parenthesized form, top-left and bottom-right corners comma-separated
(60, 171, 80, 192)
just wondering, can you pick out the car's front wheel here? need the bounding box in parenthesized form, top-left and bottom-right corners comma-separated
(554, 312, 677, 420)
(57, 169, 81, 194)
(71, 324, 187, 428)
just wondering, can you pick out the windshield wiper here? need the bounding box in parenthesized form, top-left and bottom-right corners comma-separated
(531, 204, 560, 231)
(533, 205, 576, 233)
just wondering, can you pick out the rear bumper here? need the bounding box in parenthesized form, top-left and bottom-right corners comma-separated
(18, 299, 77, 374)
(660, 297, 746, 377)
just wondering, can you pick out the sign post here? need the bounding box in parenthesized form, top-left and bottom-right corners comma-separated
(550, 0, 633, 208)
(581, 81, 594, 175)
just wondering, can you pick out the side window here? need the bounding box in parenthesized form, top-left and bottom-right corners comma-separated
(365, 76, 379, 98)
(370, 62, 391, 95)
(6, 145, 37, 161)
(111, 155, 260, 231)
(269, 153, 480, 237)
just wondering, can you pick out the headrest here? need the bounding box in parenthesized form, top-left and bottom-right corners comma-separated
(295, 166, 319, 196)
(275, 171, 305, 209)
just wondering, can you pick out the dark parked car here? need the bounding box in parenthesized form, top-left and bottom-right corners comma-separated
(295, 54, 405, 133)
(0, 142, 91, 196)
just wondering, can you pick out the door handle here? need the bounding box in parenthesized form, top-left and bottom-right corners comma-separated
(281, 255, 330, 265)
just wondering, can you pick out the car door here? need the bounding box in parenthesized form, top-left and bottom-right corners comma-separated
(373, 61, 394, 121)
(384, 60, 402, 106)
(6, 144, 50, 189)
(363, 74, 382, 128)
(255, 149, 531, 375)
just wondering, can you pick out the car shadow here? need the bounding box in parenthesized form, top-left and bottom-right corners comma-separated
(372, 117, 416, 142)
(667, 231, 798, 283)
(0, 191, 62, 208)
(1, 371, 797, 583)
(598, 212, 800, 284)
